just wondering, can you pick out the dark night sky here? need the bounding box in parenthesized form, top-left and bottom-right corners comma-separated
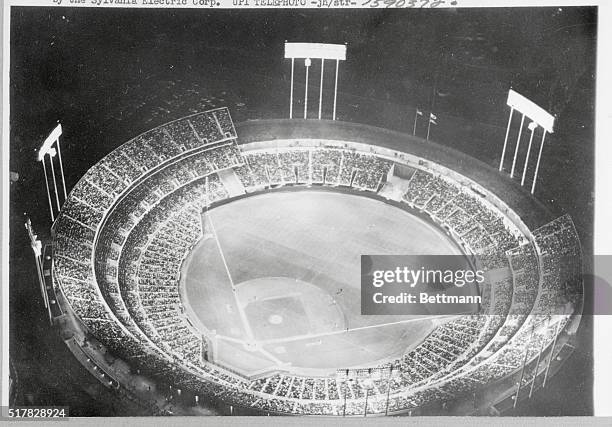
(8, 6, 596, 416)
(10, 8, 596, 229)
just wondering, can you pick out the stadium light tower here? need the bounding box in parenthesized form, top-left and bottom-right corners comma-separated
(38, 123, 68, 221)
(498, 89, 554, 194)
(25, 218, 52, 324)
(285, 42, 347, 120)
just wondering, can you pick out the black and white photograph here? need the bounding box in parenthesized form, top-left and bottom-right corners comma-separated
(2, 1, 609, 421)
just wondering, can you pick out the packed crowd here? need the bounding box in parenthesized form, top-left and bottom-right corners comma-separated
(112, 178, 216, 365)
(402, 169, 521, 264)
(54, 121, 239, 376)
(506, 244, 539, 316)
(51, 118, 583, 415)
(233, 148, 392, 191)
(533, 214, 582, 300)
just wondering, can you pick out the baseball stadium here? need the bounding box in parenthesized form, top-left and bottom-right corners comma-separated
(8, 8, 594, 417)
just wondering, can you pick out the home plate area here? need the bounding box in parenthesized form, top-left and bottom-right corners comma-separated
(237, 277, 345, 342)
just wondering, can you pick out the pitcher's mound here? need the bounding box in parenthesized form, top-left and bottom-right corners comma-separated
(236, 277, 346, 341)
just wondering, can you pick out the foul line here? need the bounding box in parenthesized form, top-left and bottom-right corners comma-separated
(214, 334, 287, 367)
(206, 209, 256, 341)
(257, 314, 461, 345)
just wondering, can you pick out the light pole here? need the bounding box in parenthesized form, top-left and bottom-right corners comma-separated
(304, 58, 311, 119)
(521, 121, 539, 186)
(531, 129, 549, 195)
(48, 148, 62, 212)
(543, 319, 561, 387)
(41, 159, 55, 222)
(362, 378, 374, 417)
(342, 374, 350, 417)
(499, 107, 515, 171)
(55, 132, 68, 199)
(384, 367, 395, 416)
(514, 323, 535, 408)
(510, 113, 526, 178)
(363, 382, 369, 417)
(318, 58, 325, 120)
(529, 335, 546, 398)
(289, 56, 295, 119)
(333, 58, 340, 120)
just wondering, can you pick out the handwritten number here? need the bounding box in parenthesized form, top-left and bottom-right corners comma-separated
(364, 0, 451, 7)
